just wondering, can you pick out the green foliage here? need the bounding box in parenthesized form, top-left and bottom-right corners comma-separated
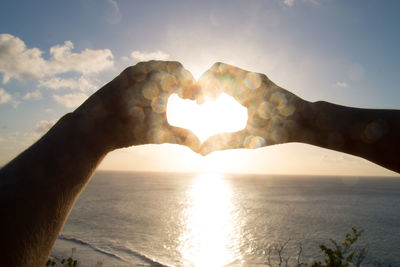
(46, 248, 78, 267)
(46, 247, 104, 267)
(310, 227, 367, 267)
(262, 227, 369, 267)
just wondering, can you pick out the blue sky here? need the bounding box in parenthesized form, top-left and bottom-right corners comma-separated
(0, 0, 399, 175)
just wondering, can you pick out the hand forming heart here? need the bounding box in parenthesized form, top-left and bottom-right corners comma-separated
(196, 62, 310, 155)
(75, 61, 310, 155)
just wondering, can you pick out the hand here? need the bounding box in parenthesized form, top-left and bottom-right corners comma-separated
(74, 61, 201, 152)
(198, 62, 311, 155)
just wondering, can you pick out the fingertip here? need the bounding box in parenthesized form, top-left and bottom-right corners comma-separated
(184, 133, 201, 152)
(210, 62, 225, 71)
(200, 150, 210, 156)
(173, 67, 200, 101)
(169, 126, 201, 153)
(200, 144, 219, 156)
(166, 61, 184, 74)
(180, 83, 201, 101)
(196, 93, 206, 104)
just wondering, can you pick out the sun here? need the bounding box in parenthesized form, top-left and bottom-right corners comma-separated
(167, 93, 248, 142)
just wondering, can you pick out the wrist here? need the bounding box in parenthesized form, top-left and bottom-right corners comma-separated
(289, 98, 318, 144)
(60, 112, 113, 155)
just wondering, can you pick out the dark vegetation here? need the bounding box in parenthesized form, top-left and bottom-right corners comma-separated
(47, 228, 393, 266)
(265, 228, 392, 267)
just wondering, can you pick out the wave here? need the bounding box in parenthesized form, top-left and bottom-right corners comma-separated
(58, 234, 124, 261)
(58, 234, 169, 267)
(108, 244, 170, 267)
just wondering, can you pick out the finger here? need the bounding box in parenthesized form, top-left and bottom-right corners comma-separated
(175, 67, 200, 101)
(120, 60, 170, 86)
(199, 129, 249, 156)
(165, 126, 201, 153)
(197, 65, 225, 103)
(136, 61, 197, 109)
(198, 62, 264, 107)
(197, 62, 246, 103)
(151, 61, 199, 101)
(204, 62, 251, 83)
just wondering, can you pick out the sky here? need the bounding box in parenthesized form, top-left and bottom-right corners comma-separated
(0, 0, 399, 176)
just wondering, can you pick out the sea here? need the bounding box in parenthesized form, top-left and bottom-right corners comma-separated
(51, 171, 400, 267)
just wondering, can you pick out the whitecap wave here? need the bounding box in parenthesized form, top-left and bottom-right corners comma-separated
(58, 234, 169, 267)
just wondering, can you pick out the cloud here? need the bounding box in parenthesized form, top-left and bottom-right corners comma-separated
(35, 119, 56, 135)
(0, 88, 12, 103)
(39, 76, 98, 92)
(106, 0, 121, 24)
(334, 81, 348, 88)
(23, 90, 42, 100)
(48, 40, 114, 75)
(0, 34, 114, 84)
(130, 50, 170, 61)
(22, 119, 57, 143)
(282, 0, 319, 7)
(53, 93, 88, 108)
(120, 56, 130, 62)
(283, 0, 296, 6)
(305, 0, 320, 5)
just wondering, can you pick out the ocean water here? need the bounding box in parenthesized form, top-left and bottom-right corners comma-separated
(51, 171, 400, 266)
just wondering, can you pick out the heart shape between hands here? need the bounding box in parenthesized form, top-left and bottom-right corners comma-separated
(167, 93, 248, 143)
(165, 62, 301, 156)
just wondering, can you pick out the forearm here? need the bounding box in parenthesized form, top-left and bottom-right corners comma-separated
(297, 101, 400, 173)
(0, 112, 108, 267)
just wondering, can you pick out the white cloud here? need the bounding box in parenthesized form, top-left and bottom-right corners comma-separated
(0, 88, 12, 103)
(23, 89, 42, 100)
(106, 0, 121, 25)
(53, 93, 88, 108)
(283, 0, 296, 6)
(48, 40, 114, 75)
(22, 119, 57, 143)
(282, 0, 319, 7)
(0, 34, 114, 84)
(305, 0, 320, 5)
(0, 34, 45, 83)
(39, 76, 98, 92)
(39, 77, 76, 90)
(130, 50, 170, 61)
(334, 81, 348, 88)
(35, 119, 56, 135)
(120, 56, 130, 62)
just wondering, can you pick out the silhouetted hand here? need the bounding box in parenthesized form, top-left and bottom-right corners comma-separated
(198, 62, 310, 155)
(74, 61, 201, 152)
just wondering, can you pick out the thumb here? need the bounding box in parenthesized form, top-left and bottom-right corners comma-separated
(166, 125, 201, 153)
(199, 129, 249, 156)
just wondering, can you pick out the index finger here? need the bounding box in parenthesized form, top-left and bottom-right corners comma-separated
(197, 62, 264, 106)
(151, 61, 200, 101)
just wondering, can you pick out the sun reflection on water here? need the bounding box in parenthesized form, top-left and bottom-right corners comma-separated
(179, 173, 242, 267)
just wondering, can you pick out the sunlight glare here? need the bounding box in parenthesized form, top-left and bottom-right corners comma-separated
(178, 173, 242, 267)
(167, 93, 248, 142)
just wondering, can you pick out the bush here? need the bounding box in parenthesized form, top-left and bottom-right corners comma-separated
(264, 227, 368, 267)
(310, 227, 367, 267)
(46, 248, 78, 267)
